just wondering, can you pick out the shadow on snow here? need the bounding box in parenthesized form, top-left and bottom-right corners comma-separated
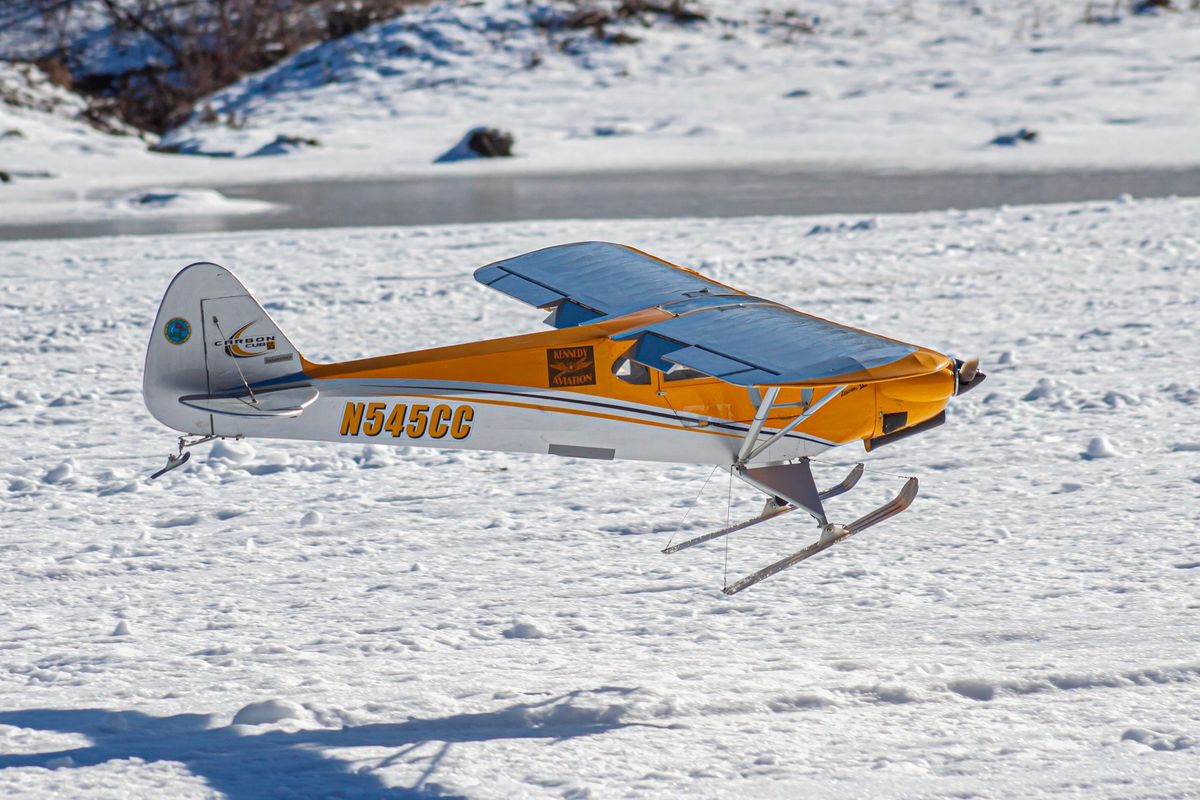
(0, 688, 643, 798)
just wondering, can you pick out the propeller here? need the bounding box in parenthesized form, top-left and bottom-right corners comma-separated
(953, 356, 985, 396)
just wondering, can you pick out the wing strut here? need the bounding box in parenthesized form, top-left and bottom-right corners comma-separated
(734, 387, 780, 464)
(743, 385, 844, 464)
(734, 385, 845, 467)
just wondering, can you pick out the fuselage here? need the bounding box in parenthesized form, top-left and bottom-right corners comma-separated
(217, 315, 957, 466)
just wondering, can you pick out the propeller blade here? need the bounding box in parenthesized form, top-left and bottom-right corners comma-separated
(958, 357, 979, 385)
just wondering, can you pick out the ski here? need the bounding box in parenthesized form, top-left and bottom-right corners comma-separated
(663, 502, 791, 554)
(721, 476, 918, 595)
(150, 450, 191, 480)
(663, 463, 865, 555)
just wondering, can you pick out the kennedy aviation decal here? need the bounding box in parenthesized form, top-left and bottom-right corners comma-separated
(546, 346, 596, 388)
(213, 320, 276, 358)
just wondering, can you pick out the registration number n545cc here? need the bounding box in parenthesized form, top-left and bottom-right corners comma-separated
(339, 401, 474, 440)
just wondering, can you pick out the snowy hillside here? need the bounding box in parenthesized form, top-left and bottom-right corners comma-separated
(161, 0, 1200, 171)
(2, 0, 1200, 214)
(0, 199, 1197, 797)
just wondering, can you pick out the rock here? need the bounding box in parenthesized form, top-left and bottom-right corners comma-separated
(435, 127, 515, 163)
(0, 170, 11, 183)
(148, 139, 235, 158)
(133, 191, 181, 206)
(989, 128, 1038, 147)
(1133, 0, 1173, 14)
(112, 620, 132, 636)
(249, 134, 322, 157)
(300, 510, 322, 527)
(468, 128, 514, 157)
(1, 129, 23, 139)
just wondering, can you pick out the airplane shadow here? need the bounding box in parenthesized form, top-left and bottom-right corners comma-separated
(0, 688, 641, 799)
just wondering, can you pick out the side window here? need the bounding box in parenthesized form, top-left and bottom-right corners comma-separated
(612, 354, 651, 385)
(664, 363, 707, 382)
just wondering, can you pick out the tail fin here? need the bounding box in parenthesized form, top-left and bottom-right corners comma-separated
(144, 262, 312, 436)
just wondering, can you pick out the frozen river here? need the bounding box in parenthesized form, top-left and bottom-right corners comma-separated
(3, 165, 1200, 239)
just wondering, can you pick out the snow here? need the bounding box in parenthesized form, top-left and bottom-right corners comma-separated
(154, 0, 1200, 175)
(1, 198, 1198, 797)
(230, 700, 305, 727)
(1084, 435, 1120, 459)
(0, 188, 278, 226)
(3, 1, 1200, 224)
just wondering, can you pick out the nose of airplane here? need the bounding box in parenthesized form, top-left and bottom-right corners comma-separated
(954, 357, 987, 395)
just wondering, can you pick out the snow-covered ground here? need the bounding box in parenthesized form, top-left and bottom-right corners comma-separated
(0, 186, 276, 225)
(3, 0, 1200, 225)
(0, 199, 1197, 798)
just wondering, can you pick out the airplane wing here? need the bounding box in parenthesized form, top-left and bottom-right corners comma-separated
(473, 241, 744, 328)
(610, 300, 947, 386)
(475, 241, 948, 386)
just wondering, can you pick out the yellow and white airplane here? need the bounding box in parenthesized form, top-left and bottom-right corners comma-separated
(145, 242, 984, 593)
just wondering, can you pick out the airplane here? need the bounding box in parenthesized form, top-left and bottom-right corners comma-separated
(144, 242, 985, 594)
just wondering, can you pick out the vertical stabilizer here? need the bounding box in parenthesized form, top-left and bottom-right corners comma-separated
(144, 262, 305, 435)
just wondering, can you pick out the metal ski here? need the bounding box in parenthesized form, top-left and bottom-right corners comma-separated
(663, 500, 791, 555)
(150, 450, 191, 480)
(663, 463, 864, 555)
(149, 434, 228, 480)
(721, 476, 918, 595)
(815, 462, 864, 502)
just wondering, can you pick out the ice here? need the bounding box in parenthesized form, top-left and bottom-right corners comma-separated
(111, 189, 275, 218)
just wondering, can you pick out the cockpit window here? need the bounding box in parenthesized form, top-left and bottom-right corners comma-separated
(664, 363, 707, 382)
(612, 355, 651, 385)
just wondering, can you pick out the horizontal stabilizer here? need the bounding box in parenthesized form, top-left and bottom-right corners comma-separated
(179, 384, 318, 418)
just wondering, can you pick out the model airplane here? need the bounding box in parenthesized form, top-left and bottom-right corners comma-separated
(144, 242, 984, 593)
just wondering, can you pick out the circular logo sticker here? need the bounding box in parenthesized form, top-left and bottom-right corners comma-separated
(164, 317, 191, 345)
